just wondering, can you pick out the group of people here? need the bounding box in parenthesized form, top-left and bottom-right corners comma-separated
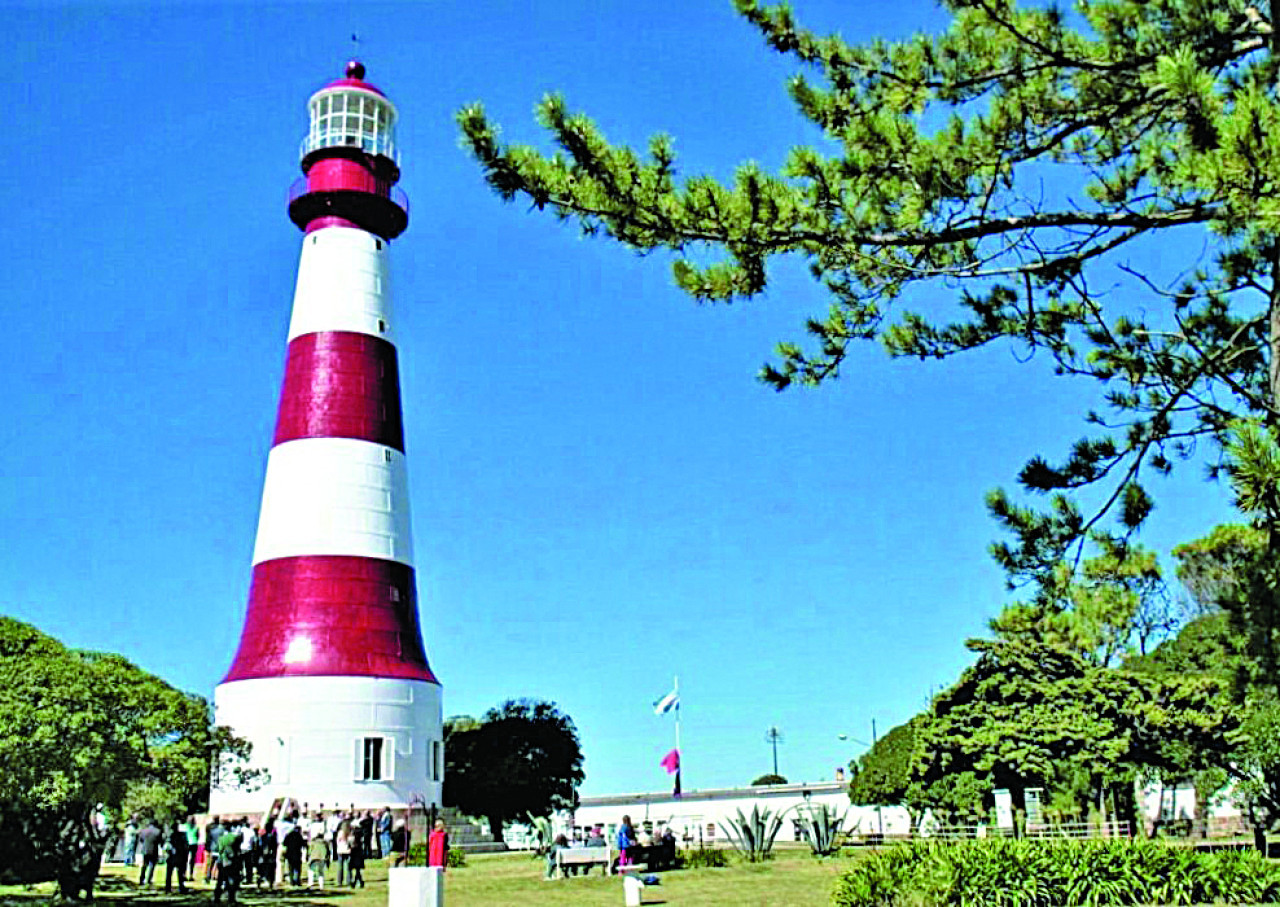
(113, 805, 430, 904)
(543, 815, 678, 878)
(110, 806, 451, 902)
(120, 816, 200, 893)
(203, 807, 397, 901)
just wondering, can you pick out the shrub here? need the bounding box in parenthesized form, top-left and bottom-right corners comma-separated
(831, 839, 1280, 907)
(796, 802, 852, 857)
(678, 847, 730, 869)
(718, 805, 786, 862)
(406, 841, 466, 868)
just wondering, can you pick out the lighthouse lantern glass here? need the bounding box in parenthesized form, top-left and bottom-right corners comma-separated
(304, 89, 398, 163)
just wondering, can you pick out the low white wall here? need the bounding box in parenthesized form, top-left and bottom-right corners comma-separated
(561, 781, 909, 845)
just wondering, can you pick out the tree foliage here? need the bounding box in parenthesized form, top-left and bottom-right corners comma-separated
(751, 772, 788, 786)
(847, 717, 930, 827)
(915, 632, 1233, 831)
(443, 699, 585, 842)
(0, 617, 251, 896)
(460, 0, 1280, 584)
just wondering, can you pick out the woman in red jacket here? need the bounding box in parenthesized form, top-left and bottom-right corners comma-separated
(426, 819, 448, 869)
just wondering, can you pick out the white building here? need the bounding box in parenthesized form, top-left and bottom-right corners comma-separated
(560, 781, 909, 846)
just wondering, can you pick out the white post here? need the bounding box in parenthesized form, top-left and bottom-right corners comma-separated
(388, 866, 443, 907)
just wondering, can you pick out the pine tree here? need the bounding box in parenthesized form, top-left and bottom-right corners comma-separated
(459, 0, 1280, 583)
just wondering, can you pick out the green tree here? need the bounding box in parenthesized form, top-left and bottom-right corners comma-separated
(751, 773, 788, 785)
(847, 717, 931, 831)
(1153, 439, 1280, 845)
(459, 0, 1280, 584)
(443, 699, 585, 843)
(915, 633, 1232, 835)
(0, 617, 253, 897)
(1173, 523, 1265, 616)
(990, 544, 1178, 668)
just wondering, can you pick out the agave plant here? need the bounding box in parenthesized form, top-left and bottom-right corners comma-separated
(717, 804, 787, 862)
(525, 813, 554, 855)
(797, 802, 856, 856)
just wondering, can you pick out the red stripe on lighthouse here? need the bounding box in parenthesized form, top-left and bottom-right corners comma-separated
(223, 555, 438, 683)
(274, 331, 405, 451)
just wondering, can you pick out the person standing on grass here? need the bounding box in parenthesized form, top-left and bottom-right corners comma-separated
(428, 818, 449, 870)
(256, 819, 277, 890)
(615, 815, 637, 873)
(212, 820, 242, 907)
(204, 816, 224, 883)
(544, 833, 568, 880)
(306, 831, 329, 888)
(347, 830, 366, 888)
(182, 816, 199, 880)
(377, 806, 392, 859)
(239, 818, 257, 886)
(389, 818, 411, 868)
(122, 817, 138, 867)
(283, 822, 305, 887)
(275, 809, 297, 887)
(136, 818, 161, 888)
(360, 811, 375, 858)
(163, 823, 189, 894)
(334, 817, 352, 886)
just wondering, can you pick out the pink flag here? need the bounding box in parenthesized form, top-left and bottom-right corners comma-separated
(660, 748, 680, 774)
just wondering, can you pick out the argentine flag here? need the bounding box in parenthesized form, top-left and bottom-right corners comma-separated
(653, 689, 679, 715)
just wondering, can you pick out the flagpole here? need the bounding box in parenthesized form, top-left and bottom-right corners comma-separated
(674, 675, 680, 755)
(674, 675, 681, 796)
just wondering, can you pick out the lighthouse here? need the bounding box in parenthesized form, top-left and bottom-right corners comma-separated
(210, 62, 442, 815)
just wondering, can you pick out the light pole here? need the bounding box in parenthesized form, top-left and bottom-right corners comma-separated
(838, 719, 884, 837)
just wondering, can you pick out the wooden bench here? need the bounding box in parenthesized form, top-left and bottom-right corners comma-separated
(556, 845, 613, 877)
(624, 843, 677, 872)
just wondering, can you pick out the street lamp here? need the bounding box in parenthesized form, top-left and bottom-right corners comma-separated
(838, 720, 884, 837)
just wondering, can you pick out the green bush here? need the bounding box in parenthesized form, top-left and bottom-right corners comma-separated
(678, 847, 730, 869)
(831, 839, 1280, 907)
(718, 805, 786, 862)
(405, 842, 467, 868)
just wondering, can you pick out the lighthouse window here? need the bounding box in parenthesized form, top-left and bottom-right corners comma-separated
(432, 741, 441, 782)
(361, 737, 384, 780)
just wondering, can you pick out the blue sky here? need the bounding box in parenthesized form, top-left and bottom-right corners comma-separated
(3, 0, 1239, 796)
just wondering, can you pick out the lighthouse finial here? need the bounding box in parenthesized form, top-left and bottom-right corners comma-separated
(346, 58, 365, 80)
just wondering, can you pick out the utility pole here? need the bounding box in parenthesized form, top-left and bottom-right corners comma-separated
(764, 726, 784, 777)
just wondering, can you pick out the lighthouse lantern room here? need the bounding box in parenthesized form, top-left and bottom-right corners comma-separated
(210, 62, 442, 816)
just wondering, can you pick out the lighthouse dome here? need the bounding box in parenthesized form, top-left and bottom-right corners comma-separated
(301, 62, 398, 165)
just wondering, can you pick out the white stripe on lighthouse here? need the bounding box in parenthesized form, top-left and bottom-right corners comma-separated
(288, 226, 394, 342)
(251, 437, 414, 566)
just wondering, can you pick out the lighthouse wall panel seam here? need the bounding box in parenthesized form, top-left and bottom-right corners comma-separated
(211, 676, 442, 814)
(289, 227, 393, 342)
(251, 438, 414, 565)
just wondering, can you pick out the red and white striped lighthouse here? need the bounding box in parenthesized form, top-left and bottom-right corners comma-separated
(210, 62, 442, 814)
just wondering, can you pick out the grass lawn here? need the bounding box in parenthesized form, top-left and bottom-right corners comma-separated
(0, 847, 852, 907)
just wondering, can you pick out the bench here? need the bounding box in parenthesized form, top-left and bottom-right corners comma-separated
(556, 845, 612, 877)
(623, 843, 677, 872)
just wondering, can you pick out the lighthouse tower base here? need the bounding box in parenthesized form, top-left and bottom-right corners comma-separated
(209, 675, 443, 815)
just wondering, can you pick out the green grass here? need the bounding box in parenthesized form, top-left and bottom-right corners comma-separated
(0, 848, 852, 907)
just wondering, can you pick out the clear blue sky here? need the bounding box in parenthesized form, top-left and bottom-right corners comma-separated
(3, 0, 1238, 796)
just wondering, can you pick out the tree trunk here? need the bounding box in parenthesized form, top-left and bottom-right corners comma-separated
(487, 814, 504, 844)
(1009, 786, 1026, 839)
(1193, 780, 1211, 839)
